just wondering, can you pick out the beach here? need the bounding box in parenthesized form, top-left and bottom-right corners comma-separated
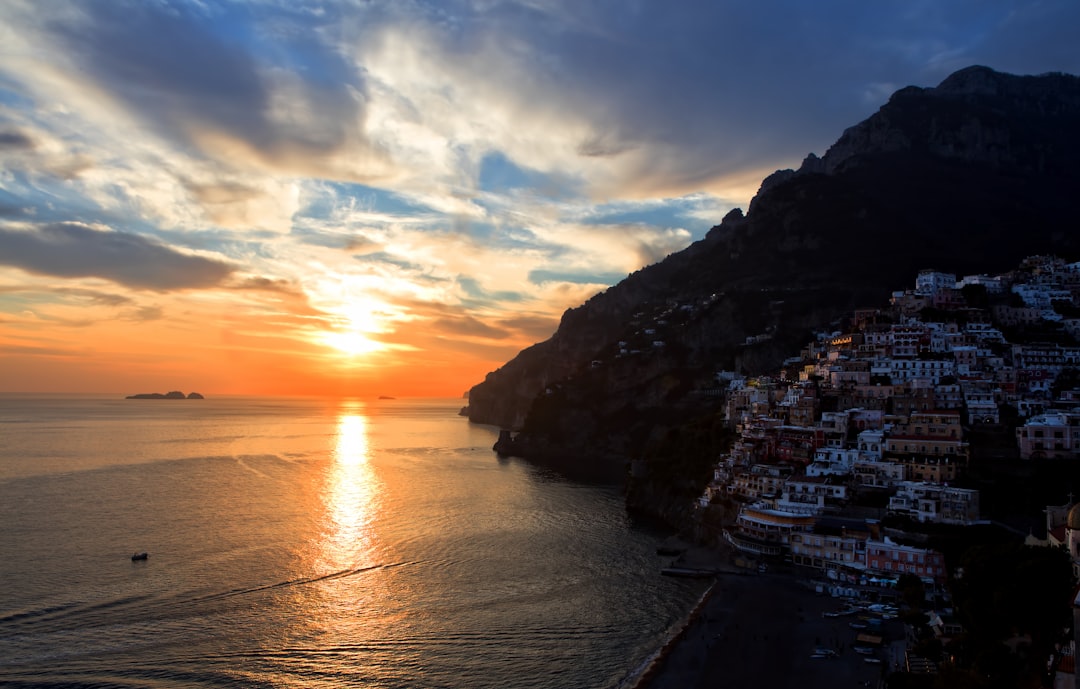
(629, 547, 902, 689)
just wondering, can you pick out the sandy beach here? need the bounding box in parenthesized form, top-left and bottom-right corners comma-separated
(627, 546, 903, 689)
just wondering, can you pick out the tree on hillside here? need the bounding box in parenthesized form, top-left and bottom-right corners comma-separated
(897, 572, 926, 610)
(961, 284, 990, 310)
(953, 542, 1072, 643)
(1052, 367, 1080, 399)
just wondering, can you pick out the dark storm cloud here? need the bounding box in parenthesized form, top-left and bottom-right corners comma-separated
(0, 128, 36, 150)
(466, 0, 1080, 180)
(0, 222, 235, 290)
(47, 0, 364, 164)
(0, 203, 28, 218)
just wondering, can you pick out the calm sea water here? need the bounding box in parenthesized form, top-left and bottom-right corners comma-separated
(0, 395, 705, 688)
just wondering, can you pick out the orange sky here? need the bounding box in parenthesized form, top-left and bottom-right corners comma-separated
(0, 271, 567, 397)
(3, 3, 1075, 397)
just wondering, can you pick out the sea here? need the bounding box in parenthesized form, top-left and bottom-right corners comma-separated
(0, 395, 707, 688)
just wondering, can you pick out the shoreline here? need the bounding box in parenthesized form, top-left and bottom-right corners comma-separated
(619, 579, 720, 689)
(622, 546, 901, 689)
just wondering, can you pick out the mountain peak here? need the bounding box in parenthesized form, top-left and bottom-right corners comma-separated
(468, 66, 1080, 441)
(934, 64, 1080, 98)
(934, 64, 1005, 94)
(764, 64, 1080, 182)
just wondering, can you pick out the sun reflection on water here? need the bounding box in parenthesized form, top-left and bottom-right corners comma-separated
(320, 409, 381, 571)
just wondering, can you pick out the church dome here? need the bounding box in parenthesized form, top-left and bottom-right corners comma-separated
(1067, 503, 1080, 530)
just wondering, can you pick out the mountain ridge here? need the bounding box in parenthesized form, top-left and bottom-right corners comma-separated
(466, 66, 1080, 478)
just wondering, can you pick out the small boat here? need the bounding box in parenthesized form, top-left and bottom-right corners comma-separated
(131, 552, 149, 561)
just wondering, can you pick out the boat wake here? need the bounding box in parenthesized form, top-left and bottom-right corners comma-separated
(193, 561, 416, 602)
(0, 561, 418, 637)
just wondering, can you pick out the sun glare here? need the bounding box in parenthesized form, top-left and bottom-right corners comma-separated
(321, 330, 385, 356)
(318, 292, 395, 357)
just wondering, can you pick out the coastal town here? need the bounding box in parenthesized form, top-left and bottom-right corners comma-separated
(646, 255, 1080, 689)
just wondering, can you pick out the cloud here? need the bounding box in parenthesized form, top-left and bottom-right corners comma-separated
(0, 342, 84, 358)
(0, 122, 94, 180)
(0, 203, 30, 219)
(36, 1, 396, 184)
(181, 177, 300, 232)
(52, 287, 132, 307)
(0, 222, 235, 290)
(228, 275, 304, 295)
(1, 0, 1079, 396)
(430, 313, 511, 340)
(496, 314, 560, 342)
(121, 305, 165, 322)
(0, 128, 36, 150)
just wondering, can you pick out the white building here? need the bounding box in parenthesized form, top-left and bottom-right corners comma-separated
(957, 274, 1005, 294)
(806, 446, 860, 477)
(1012, 344, 1080, 374)
(888, 481, 981, 525)
(775, 476, 848, 515)
(873, 357, 956, 385)
(915, 270, 957, 297)
(1016, 411, 1080, 459)
(852, 459, 905, 489)
(857, 429, 884, 461)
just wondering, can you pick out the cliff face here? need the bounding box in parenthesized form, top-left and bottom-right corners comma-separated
(819, 66, 1080, 177)
(467, 66, 1080, 490)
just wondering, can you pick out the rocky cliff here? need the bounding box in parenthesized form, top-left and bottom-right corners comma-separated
(467, 66, 1080, 499)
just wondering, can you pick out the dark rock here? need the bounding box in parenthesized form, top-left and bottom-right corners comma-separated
(126, 391, 203, 399)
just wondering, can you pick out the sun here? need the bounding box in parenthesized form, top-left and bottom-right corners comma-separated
(319, 297, 391, 357)
(320, 329, 385, 356)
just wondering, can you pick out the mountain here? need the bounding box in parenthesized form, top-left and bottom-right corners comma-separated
(466, 66, 1080, 485)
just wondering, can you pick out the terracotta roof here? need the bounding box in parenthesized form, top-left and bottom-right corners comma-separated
(1050, 524, 1068, 544)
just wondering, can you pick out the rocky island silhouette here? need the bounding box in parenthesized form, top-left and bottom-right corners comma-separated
(125, 391, 205, 399)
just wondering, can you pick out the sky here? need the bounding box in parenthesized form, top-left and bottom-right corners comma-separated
(1, 1, 1078, 398)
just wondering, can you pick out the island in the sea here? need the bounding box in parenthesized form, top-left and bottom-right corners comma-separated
(125, 391, 204, 399)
